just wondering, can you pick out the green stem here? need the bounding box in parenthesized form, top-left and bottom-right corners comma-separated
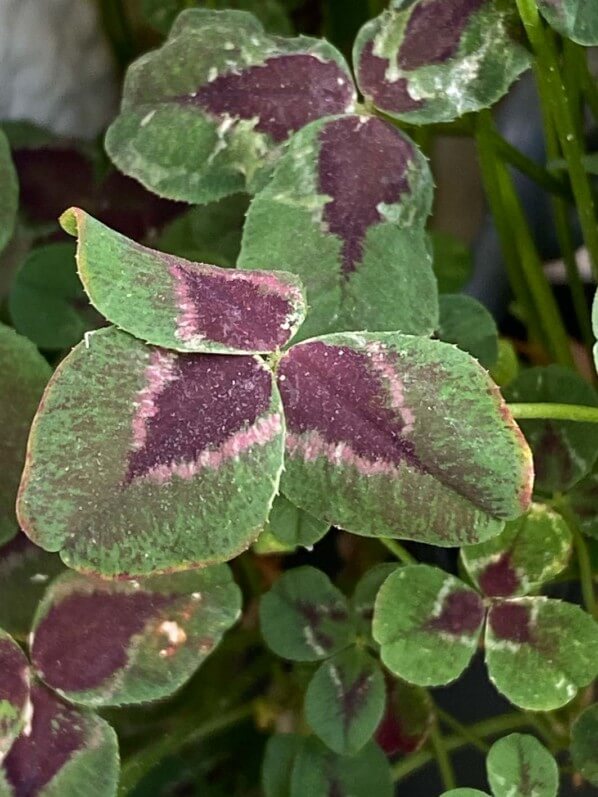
(435, 707, 489, 754)
(380, 538, 416, 565)
(556, 499, 597, 618)
(392, 713, 529, 782)
(99, 0, 135, 69)
(429, 725, 456, 791)
(516, 0, 598, 280)
(118, 703, 254, 796)
(564, 40, 598, 125)
(508, 403, 598, 423)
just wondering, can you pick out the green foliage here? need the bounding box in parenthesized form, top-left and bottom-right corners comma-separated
(431, 232, 474, 294)
(486, 733, 558, 797)
(142, 0, 293, 36)
(0, 129, 18, 254)
(537, 0, 598, 45)
(437, 294, 499, 369)
(264, 495, 329, 550)
(570, 703, 598, 786)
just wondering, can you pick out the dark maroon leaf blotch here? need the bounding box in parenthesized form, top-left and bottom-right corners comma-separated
(478, 553, 520, 598)
(426, 590, 485, 635)
(357, 43, 423, 113)
(488, 602, 533, 644)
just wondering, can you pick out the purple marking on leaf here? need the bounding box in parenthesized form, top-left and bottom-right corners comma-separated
(426, 589, 484, 635)
(297, 601, 348, 653)
(331, 666, 372, 731)
(358, 42, 423, 113)
(478, 554, 520, 598)
(318, 116, 414, 274)
(0, 640, 28, 733)
(398, 0, 486, 70)
(534, 424, 574, 489)
(31, 590, 175, 691)
(126, 352, 276, 484)
(279, 341, 423, 474)
(3, 685, 85, 796)
(488, 602, 533, 644)
(186, 54, 355, 143)
(168, 259, 300, 350)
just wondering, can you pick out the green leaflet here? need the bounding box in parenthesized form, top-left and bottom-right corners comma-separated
(30, 567, 241, 707)
(265, 495, 329, 550)
(593, 289, 598, 371)
(0, 684, 119, 797)
(376, 678, 434, 755)
(353, 0, 530, 124)
(239, 114, 438, 341)
(351, 563, 399, 639)
(461, 503, 572, 598)
(278, 332, 533, 547)
(142, 0, 293, 36)
(373, 565, 485, 686)
(105, 9, 355, 204)
(61, 208, 307, 355)
(537, 0, 598, 46)
(0, 324, 51, 546)
(505, 365, 598, 495)
(0, 129, 18, 255)
(437, 294, 498, 369)
(485, 597, 598, 710)
(441, 792, 489, 797)
(486, 733, 558, 797)
(489, 340, 520, 388)
(571, 703, 598, 786)
(9, 243, 102, 351)
(17, 327, 285, 577)
(304, 648, 386, 755)
(259, 567, 354, 661)
(431, 231, 474, 294)
(0, 630, 30, 758)
(263, 734, 303, 797)
(568, 463, 598, 539)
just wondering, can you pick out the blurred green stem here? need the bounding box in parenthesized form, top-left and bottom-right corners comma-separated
(380, 538, 416, 565)
(555, 498, 597, 618)
(429, 724, 456, 791)
(509, 403, 598, 423)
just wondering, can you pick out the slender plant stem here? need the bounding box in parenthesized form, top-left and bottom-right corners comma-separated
(508, 403, 598, 423)
(556, 499, 597, 618)
(99, 0, 136, 69)
(118, 703, 254, 796)
(516, 0, 598, 280)
(435, 707, 490, 754)
(564, 40, 598, 126)
(380, 538, 416, 565)
(392, 713, 530, 782)
(429, 724, 457, 791)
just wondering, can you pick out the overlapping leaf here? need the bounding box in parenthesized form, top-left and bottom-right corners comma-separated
(0, 631, 30, 758)
(351, 563, 398, 638)
(259, 567, 353, 661)
(571, 704, 598, 786)
(373, 565, 485, 685)
(505, 365, 598, 495)
(437, 294, 498, 369)
(431, 232, 473, 294)
(353, 0, 530, 124)
(278, 333, 533, 547)
(105, 9, 356, 203)
(569, 465, 598, 538)
(61, 208, 306, 355)
(9, 243, 102, 351)
(461, 503, 572, 598)
(239, 114, 437, 340)
(485, 597, 598, 710)
(0, 684, 118, 797)
(0, 324, 51, 546)
(537, 0, 598, 46)
(0, 130, 18, 254)
(17, 327, 285, 576)
(0, 535, 65, 639)
(375, 679, 433, 755)
(265, 495, 329, 550)
(304, 648, 386, 755)
(263, 734, 303, 797)
(486, 733, 558, 797)
(30, 567, 241, 707)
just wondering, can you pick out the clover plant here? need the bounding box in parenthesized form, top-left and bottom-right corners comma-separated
(1, 0, 598, 795)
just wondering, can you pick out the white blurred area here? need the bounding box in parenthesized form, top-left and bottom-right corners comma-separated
(0, 0, 118, 138)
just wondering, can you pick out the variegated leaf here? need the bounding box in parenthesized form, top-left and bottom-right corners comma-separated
(373, 565, 485, 685)
(461, 503, 572, 598)
(0, 631, 30, 758)
(375, 678, 433, 756)
(278, 333, 533, 547)
(259, 567, 353, 661)
(239, 114, 437, 340)
(353, 0, 530, 124)
(487, 733, 558, 797)
(61, 208, 306, 355)
(485, 597, 598, 710)
(304, 648, 386, 755)
(538, 0, 598, 46)
(0, 324, 51, 546)
(105, 9, 356, 203)
(505, 365, 598, 495)
(0, 684, 118, 797)
(0, 130, 18, 254)
(17, 327, 284, 576)
(30, 567, 241, 707)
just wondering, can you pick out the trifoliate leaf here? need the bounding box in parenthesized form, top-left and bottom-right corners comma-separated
(537, 0, 598, 46)
(61, 208, 306, 355)
(278, 333, 533, 546)
(239, 114, 437, 340)
(259, 567, 353, 661)
(105, 9, 355, 203)
(437, 294, 498, 369)
(18, 327, 285, 576)
(461, 503, 572, 598)
(373, 565, 485, 686)
(486, 733, 558, 797)
(485, 597, 598, 710)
